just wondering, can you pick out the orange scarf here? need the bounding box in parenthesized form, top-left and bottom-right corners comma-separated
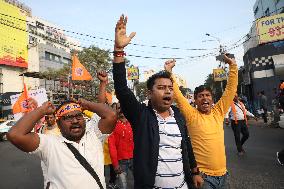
(231, 100, 247, 125)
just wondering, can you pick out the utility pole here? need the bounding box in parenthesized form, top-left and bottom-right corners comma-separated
(206, 33, 226, 93)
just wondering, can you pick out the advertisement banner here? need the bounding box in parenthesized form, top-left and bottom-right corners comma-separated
(213, 69, 226, 81)
(127, 67, 139, 80)
(257, 13, 284, 44)
(0, 1, 28, 68)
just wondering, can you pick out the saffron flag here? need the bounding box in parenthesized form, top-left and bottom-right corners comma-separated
(12, 84, 30, 114)
(71, 55, 92, 81)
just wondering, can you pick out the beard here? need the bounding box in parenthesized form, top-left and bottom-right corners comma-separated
(61, 125, 86, 142)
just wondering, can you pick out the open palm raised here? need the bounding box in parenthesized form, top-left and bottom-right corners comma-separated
(115, 14, 136, 50)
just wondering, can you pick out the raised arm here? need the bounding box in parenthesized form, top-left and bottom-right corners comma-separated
(112, 14, 141, 127)
(78, 99, 116, 134)
(7, 100, 56, 152)
(164, 60, 195, 123)
(97, 70, 108, 104)
(213, 55, 238, 116)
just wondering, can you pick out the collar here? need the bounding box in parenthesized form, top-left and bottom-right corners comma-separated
(153, 107, 174, 119)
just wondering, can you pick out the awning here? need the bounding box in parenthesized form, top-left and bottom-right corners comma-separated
(19, 72, 46, 79)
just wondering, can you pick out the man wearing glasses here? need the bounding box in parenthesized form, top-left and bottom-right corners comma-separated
(7, 99, 116, 189)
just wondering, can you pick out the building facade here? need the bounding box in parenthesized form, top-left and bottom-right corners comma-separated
(242, 0, 284, 110)
(0, 0, 81, 118)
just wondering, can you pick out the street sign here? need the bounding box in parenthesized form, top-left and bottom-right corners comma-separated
(213, 68, 226, 81)
(127, 67, 139, 80)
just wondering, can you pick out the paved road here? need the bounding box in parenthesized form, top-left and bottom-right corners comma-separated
(0, 120, 283, 189)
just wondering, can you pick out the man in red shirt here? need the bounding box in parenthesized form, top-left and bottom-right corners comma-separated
(108, 102, 134, 189)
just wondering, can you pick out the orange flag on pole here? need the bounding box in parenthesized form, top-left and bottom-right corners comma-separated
(71, 54, 92, 81)
(12, 83, 30, 114)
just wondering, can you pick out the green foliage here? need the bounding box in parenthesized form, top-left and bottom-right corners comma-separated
(40, 45, 115, 99)
(135, 82, 147, 102)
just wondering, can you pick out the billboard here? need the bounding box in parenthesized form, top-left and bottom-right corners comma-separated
(213, 68, 226, 81)
(256, 13, 284, 44)
(127, 66, 139, 80)
(0, 1, 28, 68)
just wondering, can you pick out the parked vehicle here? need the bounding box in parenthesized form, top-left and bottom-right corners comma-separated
(0, 120, 16, 141)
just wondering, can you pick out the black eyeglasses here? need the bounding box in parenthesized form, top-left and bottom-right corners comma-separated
(60, 113, 84, 122)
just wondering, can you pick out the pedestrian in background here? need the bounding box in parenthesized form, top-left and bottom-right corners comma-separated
(225, 94, 257, 156)
(108, 102, 134, 189)
(258, 91, 268, 125)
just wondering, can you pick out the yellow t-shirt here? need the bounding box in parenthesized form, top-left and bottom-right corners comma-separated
(173, 64, 238, 176)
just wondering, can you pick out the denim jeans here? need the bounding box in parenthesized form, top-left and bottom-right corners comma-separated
(201, 172, 229, 189)
(118, 159, 133, 189)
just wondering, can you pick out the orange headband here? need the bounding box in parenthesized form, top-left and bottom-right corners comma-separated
(56, 103, 82, 117)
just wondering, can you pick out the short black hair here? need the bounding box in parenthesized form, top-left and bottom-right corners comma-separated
(146, 71, 172, 90)
(194, 85, 213, 99)
(260, 90, 265, 95)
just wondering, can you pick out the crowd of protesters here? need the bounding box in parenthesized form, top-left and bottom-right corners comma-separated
(5, 14, 283, 189)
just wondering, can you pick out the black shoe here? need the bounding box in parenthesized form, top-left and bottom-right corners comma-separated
(277, 152, 284, 166)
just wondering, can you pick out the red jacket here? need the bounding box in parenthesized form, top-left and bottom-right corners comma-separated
(108, 119, 134, 168)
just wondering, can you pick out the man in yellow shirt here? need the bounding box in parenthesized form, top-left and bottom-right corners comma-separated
(164, 55, 238, 189)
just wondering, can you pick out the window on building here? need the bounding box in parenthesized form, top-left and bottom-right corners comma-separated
(254, 6, 259, 15)
(265, 8, 270, 16)
(36, 21, 44, 30)
(62, 57, 71, 64)
(29, 36, 37, 44)
(45, 51, 61, 62)
(28, 24, 36, 32)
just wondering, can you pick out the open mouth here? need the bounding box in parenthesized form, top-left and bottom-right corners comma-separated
(201, 101, 210, 108)
(162, 96, 172, 104)
(70, 125, 82, 133)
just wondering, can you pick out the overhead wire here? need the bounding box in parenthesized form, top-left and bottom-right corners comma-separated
(1, 5, 284, 61)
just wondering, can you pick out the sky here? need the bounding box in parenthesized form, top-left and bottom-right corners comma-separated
(20, 0, 256, 90)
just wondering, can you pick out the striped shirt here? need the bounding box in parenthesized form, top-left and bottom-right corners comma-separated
(153, 108, 188, 189)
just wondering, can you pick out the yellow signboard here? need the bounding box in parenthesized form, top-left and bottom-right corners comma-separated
(257, 13, 284, 44)
(127, 67, 139, 80)
(213, 69, 226, 81)
(0, 1, 28, 68)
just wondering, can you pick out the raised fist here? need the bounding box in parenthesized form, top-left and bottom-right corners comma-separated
(97, 71, 108, 83)
(164, 59, 176, 73)
(41, 101, 56, 115)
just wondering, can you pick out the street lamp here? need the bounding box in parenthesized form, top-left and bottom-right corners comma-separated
(205, 33, 224, 54)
